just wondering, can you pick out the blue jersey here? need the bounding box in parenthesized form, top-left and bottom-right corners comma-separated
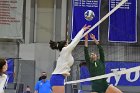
(35, 80, 52, 93)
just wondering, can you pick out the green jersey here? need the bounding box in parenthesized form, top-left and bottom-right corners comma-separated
(84, 44, 105, 77)
(84, 44, 108, 92)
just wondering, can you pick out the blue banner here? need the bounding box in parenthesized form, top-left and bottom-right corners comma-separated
(7, 59, 14, 83)
(106, 61, 140, 86)
(80, 66, 91, 85)
(71, 0, 101, 40)
(108, 0, 137, 43)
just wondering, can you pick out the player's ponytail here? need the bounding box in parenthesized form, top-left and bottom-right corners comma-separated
(49, 40, 67, 51)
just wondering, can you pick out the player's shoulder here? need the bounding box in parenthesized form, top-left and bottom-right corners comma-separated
(1, 74, 7, 78)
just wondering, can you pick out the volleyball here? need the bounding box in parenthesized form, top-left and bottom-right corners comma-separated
(84, 10, 95, 21)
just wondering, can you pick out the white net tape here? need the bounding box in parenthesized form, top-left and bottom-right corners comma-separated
(65, 66, 140, 85)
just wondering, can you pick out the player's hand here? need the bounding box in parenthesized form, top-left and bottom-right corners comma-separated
(82, 24, 91, 31)
(90, 34, 96, 40)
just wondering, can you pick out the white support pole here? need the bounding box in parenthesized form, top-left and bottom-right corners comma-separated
(61, 0, 67, 40)
(25, 0, 31, 43)
(34, 0, 38, 43)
